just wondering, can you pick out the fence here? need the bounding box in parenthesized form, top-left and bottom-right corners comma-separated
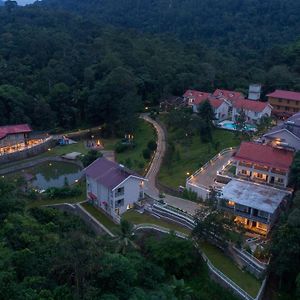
(134, 223, 266, 300)
(185, 147, 236, 199)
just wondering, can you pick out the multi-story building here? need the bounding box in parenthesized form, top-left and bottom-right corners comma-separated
(231, 98, 272, 124)
(0, 124, 32, 155)
(233, 142, 294, 188)
(267, 89, 300, 118)
(218, 179, 290, 234)
(85, 157, 146, 220)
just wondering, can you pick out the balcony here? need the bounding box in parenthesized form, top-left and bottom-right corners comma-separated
(114, 191, 124, 198)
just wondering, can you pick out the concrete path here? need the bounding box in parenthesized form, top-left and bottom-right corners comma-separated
(141, 114, 202, 215)
(188, 149, 235, 189)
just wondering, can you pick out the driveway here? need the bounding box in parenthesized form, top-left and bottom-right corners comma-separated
(141, 114, 203, 215)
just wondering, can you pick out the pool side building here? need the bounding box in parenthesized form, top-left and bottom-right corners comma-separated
(233, 142, 294, 188)
(218, 179, 290, 234)
(84, 157, 146, 220)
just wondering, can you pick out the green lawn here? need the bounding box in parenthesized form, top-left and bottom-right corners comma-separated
(115, 119, 156, 174)
(27, 181, 86, 208)
(200, 242, 261, 298)
(158, 128, 240, 188)
(122, 209, 191, 235)
(81, 202, 119, 232)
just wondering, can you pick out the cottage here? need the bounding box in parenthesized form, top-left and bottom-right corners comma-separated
(183, 90, 230, 121)
(233, 142, 294, 188)
(267, 90, 300, 118)
(231, 98, 272, 124)
(263, 112, 300, 151)
(0, 124, 32, 155)
(85, 157, 146, 219)
(213, 89, 244, 103)
(217, 179, 290, 234)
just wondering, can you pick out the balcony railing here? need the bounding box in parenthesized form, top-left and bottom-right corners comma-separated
(114, 191, 124, 198)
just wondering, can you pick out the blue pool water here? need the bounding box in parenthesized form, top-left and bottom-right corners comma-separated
(220, 122, 256, 132)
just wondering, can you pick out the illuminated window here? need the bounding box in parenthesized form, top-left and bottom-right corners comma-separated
(228, 201, 235, 206)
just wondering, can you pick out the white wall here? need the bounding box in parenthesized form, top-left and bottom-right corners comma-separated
(215, 102, 230, 121)
(113, 177, 144, 214)
(232, 105, 272, 124)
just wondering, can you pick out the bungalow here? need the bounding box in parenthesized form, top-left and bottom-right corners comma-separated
(217, 179, 290, 234)
(262, 112, 300, 151)
(183, 90, 230, 121)
(231, 98, 272, 124)
(85, 157, 146, 219)
(0, 124, 32, 155)
(233, 142, 294, 188)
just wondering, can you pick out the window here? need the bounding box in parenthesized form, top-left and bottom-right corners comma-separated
(278, 99, 282, 102)
(236, 204, 249, 213)
(277, 178, 284, 183)
(241, 169, 249, 175)
(115, 198, 124, 208)
(115, 187, 124, 197)
(258, 210, 269, 219)
(286, 107, 289, 111)
(256, 173, 263, 179)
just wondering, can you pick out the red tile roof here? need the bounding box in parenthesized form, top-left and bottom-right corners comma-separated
(183, 90, 210, 105)
(267, 90, 300, 101)
(232, 98, 271, 112)
(208, 96, 227, 109)
(213, 89, 244, 102)
(0, 124, 32, 140)
(234, 142, 294, 171)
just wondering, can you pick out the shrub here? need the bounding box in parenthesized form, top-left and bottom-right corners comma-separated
(142, 148, 152, 160)
(45, 186, 82, 199)
(81, 150, 102, 167)
(147, 140, 157, 151)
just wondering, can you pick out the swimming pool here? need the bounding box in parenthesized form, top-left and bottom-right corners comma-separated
(218, 121, 257, 132)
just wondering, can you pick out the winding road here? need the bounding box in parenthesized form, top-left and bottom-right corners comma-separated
(141, 114, 201, 215)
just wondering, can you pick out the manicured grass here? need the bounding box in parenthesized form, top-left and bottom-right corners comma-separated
(115, 119, 156, 174)
(200, 242, 261, 297)
(158, 127, 240, 188)
(81, 202, 119, 232)
(122, 209, 191, 235)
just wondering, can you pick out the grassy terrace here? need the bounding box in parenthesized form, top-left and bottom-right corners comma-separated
(158, 125, 240, 188)
(27, 181, 86, 208)
(115, 119, 156, 174)
(122, 209, 191, 235)
(81, 202, 120, 232)
(200, 242, 261, 298)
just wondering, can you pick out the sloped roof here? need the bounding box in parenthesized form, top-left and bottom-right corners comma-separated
(267, 90, 300, 101)
(221, 180, 289, 214)
(232, 98, 271, 112)
(234, 142, 294, 171)
(84, 157, 144, 190)
(264, 112, 300, 139)
(213, 89, 244, 102)
(0, 124, 32, 140)
(183, 90, 210, 104)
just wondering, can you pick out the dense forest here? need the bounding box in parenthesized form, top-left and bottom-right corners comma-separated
(0, 178, 237, 299)
(42, 0, 300, 54)
(0, 1, 299, 133)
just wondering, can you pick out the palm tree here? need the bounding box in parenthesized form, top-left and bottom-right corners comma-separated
(170, 275, 193, 300)
(113, 219, 139, 255)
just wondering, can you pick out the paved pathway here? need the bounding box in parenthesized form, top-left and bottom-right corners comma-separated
(188, 149, 235, 188)
(141, 114, 202, 215)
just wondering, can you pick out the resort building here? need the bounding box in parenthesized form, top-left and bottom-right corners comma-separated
(263, 112, 300, 151)
(183, 89, 230, 121)
(213, 89, 244, 103)
(233, 142, 294, 188)
(0, 124, 32, 155)
(85, 157, 146, 220)
(217, 179, 290, 234)
(231, 98, 272, 124)
(267, 90, 300, 118)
